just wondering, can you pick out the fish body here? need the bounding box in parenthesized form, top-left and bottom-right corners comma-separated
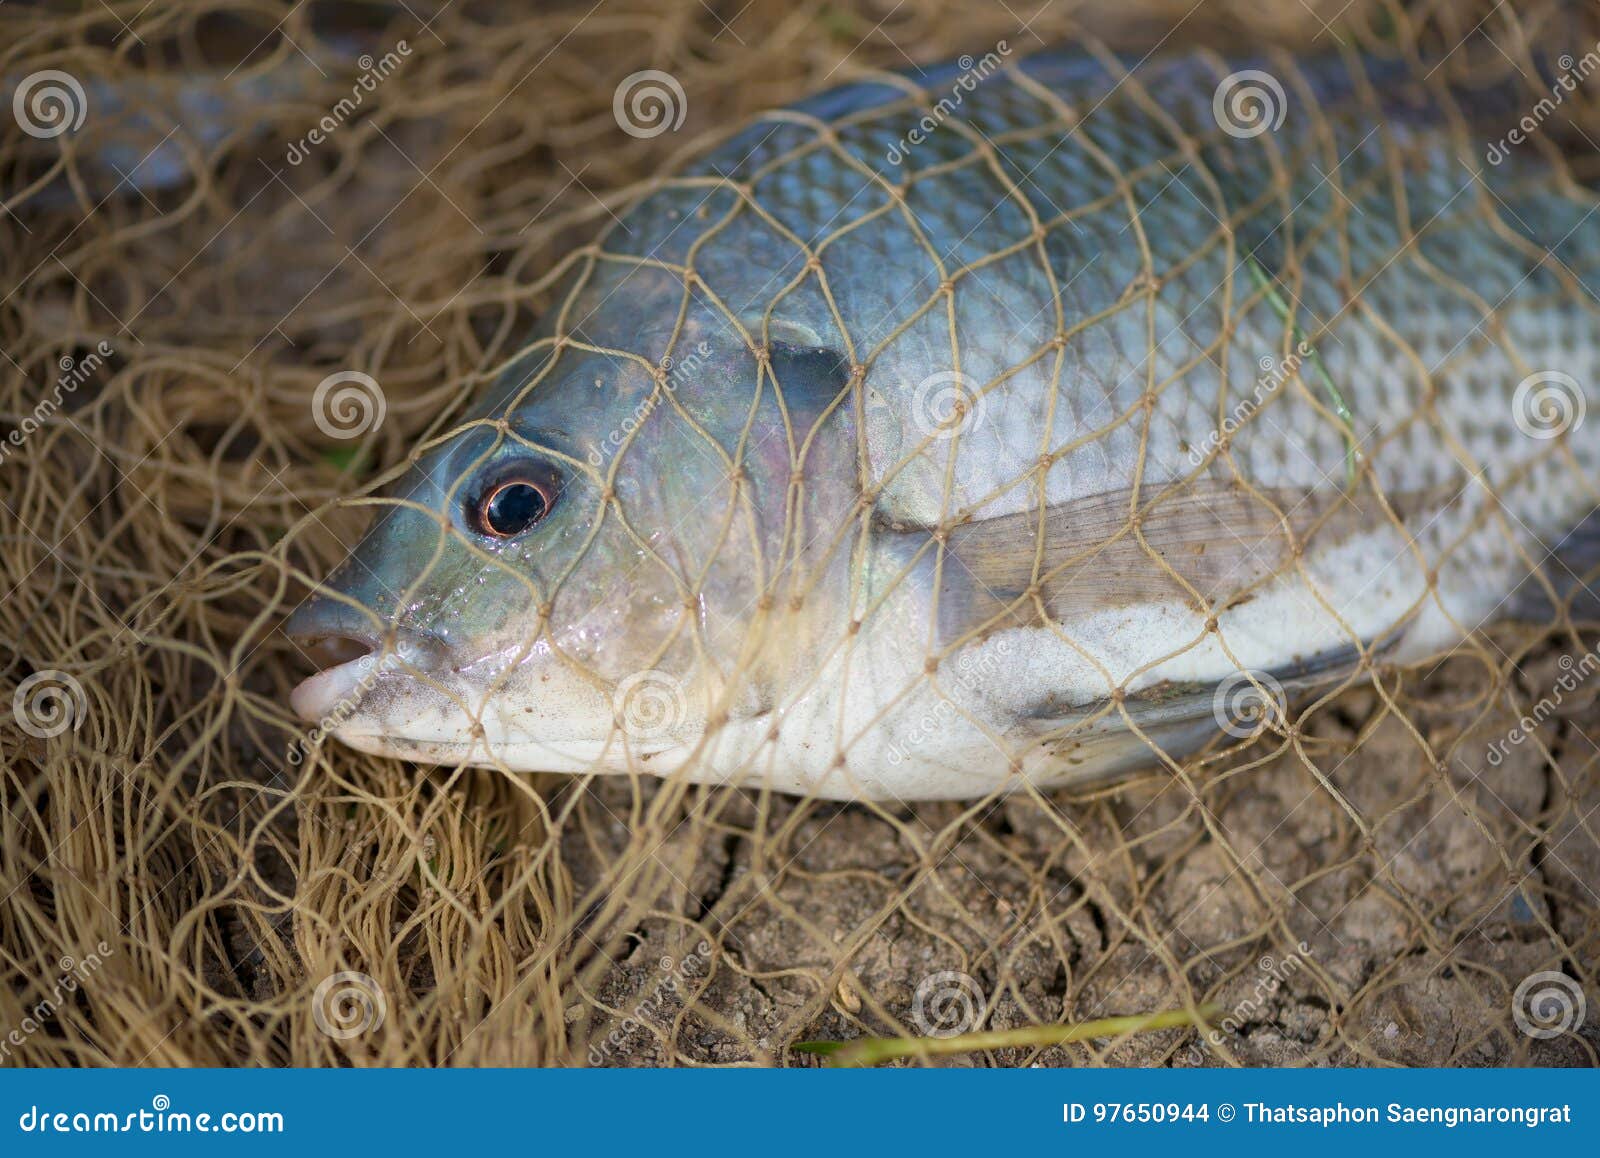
(288, 50, 1600, 799)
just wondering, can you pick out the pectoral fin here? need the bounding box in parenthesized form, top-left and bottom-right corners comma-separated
(907, 479, 1368, 647)
(1020, 640, 1388, 783)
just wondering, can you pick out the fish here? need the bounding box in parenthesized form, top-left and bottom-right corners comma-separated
(8, 45, 363, 212)
(286, 48, 1600, 801)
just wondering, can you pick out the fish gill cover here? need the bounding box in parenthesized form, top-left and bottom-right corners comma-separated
(0, 0, 1596, 1066)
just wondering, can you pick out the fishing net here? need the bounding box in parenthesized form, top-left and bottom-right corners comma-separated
(1, 0, 1596, 1067)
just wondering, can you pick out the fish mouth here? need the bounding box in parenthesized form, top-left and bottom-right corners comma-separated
(328, 728, 694, 774)
(283, 599, 445, 726)
(289, 643, 380, 724)
(284, 601, 698, 771)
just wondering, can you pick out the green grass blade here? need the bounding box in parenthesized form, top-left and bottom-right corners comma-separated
(1245, 256, 1360, 487)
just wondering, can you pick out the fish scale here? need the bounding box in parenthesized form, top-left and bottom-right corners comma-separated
(700, 59, 1587, 515)
(289, 49, 1600, 799)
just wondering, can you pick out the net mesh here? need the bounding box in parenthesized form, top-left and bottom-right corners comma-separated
(1, 0, 1597, 1067)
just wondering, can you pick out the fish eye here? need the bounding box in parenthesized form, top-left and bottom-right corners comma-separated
(473, 477, 554, 538)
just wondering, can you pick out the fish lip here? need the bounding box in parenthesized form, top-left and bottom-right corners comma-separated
(323, 729, 684, 770)
(289, 652, 386, 725)
(285, 596, 453, 726)
(287, 632, 441, 722)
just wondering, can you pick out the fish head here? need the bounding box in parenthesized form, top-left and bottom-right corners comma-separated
(286, 261, 861, 772)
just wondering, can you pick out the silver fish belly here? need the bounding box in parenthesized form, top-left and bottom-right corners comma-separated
(288, 50, 1600, 800)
